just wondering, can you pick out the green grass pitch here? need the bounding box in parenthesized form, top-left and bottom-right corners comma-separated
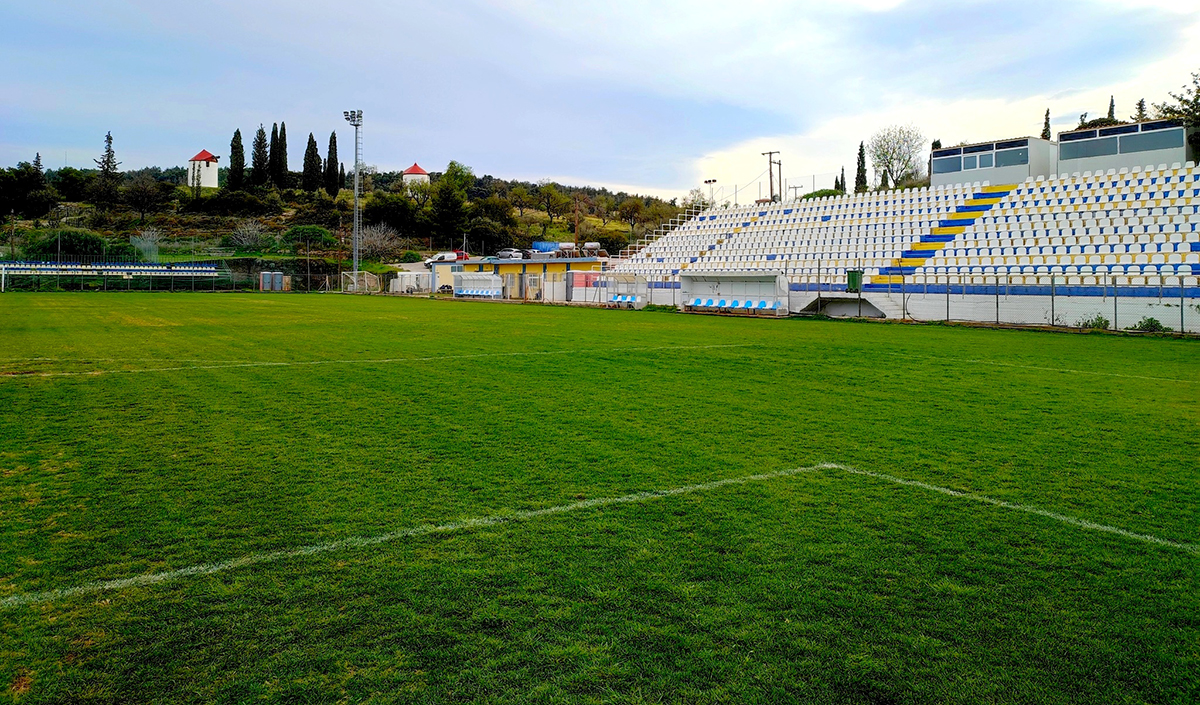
(0, 293, 1196, 703)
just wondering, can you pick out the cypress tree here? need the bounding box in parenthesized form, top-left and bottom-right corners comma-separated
(277, 122, 289, 187)
(340, 163, 346, 190)
(1107, 96, 1115, 120)
(879, 170, 890, 190)
(228, 129, 245, 191)
(91, 131, 122, 209)
(251, 124, 270, 187)
(840, 166, 846, 193)
(1041, 109, 1051, 140)
(323, 132, 340, 197)
(268, 123, 280, 187)
(302, 133, 322, 192)
(854, 142, 868, 193)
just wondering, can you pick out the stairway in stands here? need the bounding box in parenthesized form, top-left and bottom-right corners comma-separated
(871, 184, 1014, 284)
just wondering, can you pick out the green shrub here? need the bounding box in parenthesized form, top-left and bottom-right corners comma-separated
(1076, 313, 1110, 330)
(282, 225, 336, 252)
(1126, 317, 1173, 333)
(400, 250, 422, 263)
(23, 229, 138, 260)
(182, 190, 282, 217)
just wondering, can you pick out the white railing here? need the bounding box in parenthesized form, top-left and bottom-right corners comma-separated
(617, 205, 709, 260)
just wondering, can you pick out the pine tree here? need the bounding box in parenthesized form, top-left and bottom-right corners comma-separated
(323, 132, 340, 198)
(302, 133, 322, 192)
(33, 153, 43, 173)
(268, 123, 280, 187)
(277, 121, 289, 187)
(854, 142, 868, 193)
(1041, 109, 1051, 140)
(1107, 96, 1116, 120)
(228, 129, 245, 191)
(91, 131, 122, 209)
(251, 124, 270, 187)
(1131, 98, 1148, 122)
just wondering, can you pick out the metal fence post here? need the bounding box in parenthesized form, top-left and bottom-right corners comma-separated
(901, 275, 907, 319)
(1050, 275, 1055, 326)
(995, 276, 999, 324)
(1112, 275, 1118, 331)
(1181, 276, 1186, 335)
(945, 276, 950, 321)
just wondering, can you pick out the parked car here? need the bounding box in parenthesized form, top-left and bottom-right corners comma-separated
(452, 250, 470, 261)
(497, 248, 523, 259)
(424, 251, 459, 268)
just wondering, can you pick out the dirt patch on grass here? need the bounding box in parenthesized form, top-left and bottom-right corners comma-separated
(9, 669, 32, 696)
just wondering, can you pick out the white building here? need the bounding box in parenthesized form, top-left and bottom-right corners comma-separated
(931, 119, 1194, 188)
(931, 137, 1057, 188)
(188, 150, 220, 189)
(401, 163, 430, 185)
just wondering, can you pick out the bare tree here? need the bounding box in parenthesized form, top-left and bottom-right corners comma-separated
(867, 125, 926, 188)
(359, 223, 419, 260)
(131, 227, 163, 262)
(229, 220, 268, 250)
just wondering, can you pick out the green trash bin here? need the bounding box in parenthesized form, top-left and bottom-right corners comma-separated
(847, 270, 863, 293)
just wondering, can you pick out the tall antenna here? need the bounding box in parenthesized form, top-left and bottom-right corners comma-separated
(343, 109, 363, 281)
(761, 151, 779, 201)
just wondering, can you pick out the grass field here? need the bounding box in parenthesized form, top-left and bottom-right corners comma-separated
(0, 293, 1197, 704)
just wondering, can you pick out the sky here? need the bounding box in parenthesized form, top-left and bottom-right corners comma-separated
(1, 0, 1198, 201)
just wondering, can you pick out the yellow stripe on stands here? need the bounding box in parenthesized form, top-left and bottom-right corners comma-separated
(965, 197, 1003, 206)
(952, 211, 985, 220)
(931, 226, 966, 235)
(871, 275, 906, 284)
(981, 184, 1016, 193)
(899, 258, 927, 267)
(910, 242, 946, 251)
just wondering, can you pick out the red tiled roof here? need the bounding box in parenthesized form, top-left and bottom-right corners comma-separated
(189, 149, 219, 163)
(402, 163, 427, 175)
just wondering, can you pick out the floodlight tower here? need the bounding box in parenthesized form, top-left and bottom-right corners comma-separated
(343, 109, 363, 280)
(704, 178, 716, 206)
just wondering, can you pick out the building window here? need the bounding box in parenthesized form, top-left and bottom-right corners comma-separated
(963, 155, 978, 170)
(1059, 138, 1118, 161)
(994, 148, 1030, 167)
(1119, 128, 1185, 154)
(932, 156, 962, 174)
(979, 153, 994, 168)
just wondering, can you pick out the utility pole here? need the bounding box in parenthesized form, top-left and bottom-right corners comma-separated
(761, 151, 778, 201)
(773, 159, 782, 202)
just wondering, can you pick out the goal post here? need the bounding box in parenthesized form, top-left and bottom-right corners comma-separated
(341, 271, 380, 294)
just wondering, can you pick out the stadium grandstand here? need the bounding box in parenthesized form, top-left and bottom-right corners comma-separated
(611, 118, 1198, 326)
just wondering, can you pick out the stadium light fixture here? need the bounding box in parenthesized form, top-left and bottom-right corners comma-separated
(704, 179, 717, 206)
(343, 109, 364, 283)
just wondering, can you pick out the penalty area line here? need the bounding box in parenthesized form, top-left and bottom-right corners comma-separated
(2, 461, 1192, 609)
(0, 463, 827, 609)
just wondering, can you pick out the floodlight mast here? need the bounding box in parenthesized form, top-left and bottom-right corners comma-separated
(343, 109, 364, 283)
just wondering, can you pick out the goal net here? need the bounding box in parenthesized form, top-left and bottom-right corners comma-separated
(341, 271, 381, 294)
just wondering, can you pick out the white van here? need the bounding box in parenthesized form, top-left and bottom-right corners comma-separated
(424, 252, 458, 268)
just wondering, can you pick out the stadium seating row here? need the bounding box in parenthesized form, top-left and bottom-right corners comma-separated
(613, 161, 1200, 293)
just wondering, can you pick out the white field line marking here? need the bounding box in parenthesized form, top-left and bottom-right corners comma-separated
(0, 464, 829, 608)
(837, 464, 1199, 554)
(0, 344, 756, 380)
(3, 463, 1194, 609)
(880, 350, 1197, 385)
